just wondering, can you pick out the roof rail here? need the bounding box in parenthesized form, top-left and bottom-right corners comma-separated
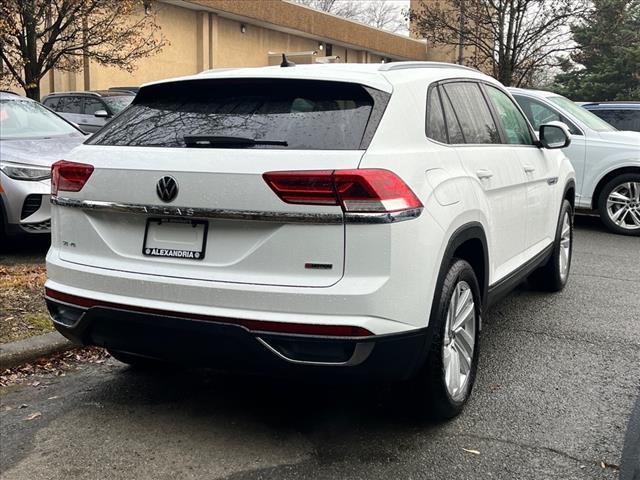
(379, 61, 480, 73)
(583, 101, 640, 105)
(199, 67, 239, 75)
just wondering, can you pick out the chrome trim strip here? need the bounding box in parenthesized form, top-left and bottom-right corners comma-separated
(51, 196, 422, 225)
(256, 337, 375, 367)
(345, 208, 422, 224)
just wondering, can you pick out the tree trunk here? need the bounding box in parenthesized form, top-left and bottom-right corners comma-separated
(23, 77, 41, 100)
(497, 62, 514, 86)
(23, 0, 41, 100)
(457, 1, 466, 65)
(23, 52, 41, 100)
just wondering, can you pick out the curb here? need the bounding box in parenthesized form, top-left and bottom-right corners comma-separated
(0, 332, 76, 370)
(620, 392, 640, 480)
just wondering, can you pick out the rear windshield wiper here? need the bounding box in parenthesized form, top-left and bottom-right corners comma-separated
(184, 135, 288, 148)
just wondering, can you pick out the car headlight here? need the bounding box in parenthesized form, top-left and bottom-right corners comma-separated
(0, 164, 51, 181)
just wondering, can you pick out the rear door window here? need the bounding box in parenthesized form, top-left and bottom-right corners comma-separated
(439, 86, 465, 144)
(56, 96, 82, 114)
(88, 79, 389, 150)
(43, 97, 59, 110)
(442, 82, 500, 144)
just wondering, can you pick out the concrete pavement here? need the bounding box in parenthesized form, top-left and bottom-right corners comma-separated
(1, 216, 638, 480)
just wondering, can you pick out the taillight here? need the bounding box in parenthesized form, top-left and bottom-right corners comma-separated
(263, 169, 422, 213)
(51, 161, 94, 196)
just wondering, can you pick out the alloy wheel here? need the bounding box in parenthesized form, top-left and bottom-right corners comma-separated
(606, 182, 640, 231)
(559, 212, 571, 281)
(442, 280, 476, 401)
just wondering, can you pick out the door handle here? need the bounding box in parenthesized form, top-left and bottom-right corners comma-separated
(476, 169, 493, 179)
(523, 165, 536, 173)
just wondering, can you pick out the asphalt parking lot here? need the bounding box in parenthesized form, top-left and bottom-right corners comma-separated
(1, 216, 638, 480)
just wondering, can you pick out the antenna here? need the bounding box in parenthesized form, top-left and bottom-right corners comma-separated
(280, 53, 296, 68)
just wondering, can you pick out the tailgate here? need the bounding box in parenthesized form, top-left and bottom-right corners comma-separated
(54, 147, 364, 287)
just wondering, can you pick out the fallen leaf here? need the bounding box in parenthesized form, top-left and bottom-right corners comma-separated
(19, 404, 28, 409)
(32, 381, 41, 387)
(463, 448, 481, 455)
(24, 412, 41, 421)
(600, 461, 606, 469)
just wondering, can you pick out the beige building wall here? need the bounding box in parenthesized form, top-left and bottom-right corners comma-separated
(41, 3, 200, 96)
(38, 0, 430, 97)
(213, 16, 319, 67)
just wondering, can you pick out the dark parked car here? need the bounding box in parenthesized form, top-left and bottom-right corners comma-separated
(581, 102, 640, 132)
(41, 90, 134, 133)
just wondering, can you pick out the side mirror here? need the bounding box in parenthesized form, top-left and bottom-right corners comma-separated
(94, 110, 109, 118)
(539, 122, 571, 149)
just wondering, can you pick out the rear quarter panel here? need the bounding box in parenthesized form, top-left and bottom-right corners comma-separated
(358, 80, 489, 327)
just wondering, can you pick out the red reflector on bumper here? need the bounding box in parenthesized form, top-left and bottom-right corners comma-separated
(45, 288, 374, 338)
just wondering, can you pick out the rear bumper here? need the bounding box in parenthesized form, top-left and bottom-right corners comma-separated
(46, 293, 429, 381)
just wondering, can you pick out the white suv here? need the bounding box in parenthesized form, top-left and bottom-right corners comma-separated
(510, 88, 640, 235)
(46, 62, 575, 419)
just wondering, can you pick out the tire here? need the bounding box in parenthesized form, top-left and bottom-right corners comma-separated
(108, 349, 166, 369)
(415, 258, 482, 420)
(529, 199, 573, 292)
(597, 173, 640, 236)
(0, 198, 7, 243)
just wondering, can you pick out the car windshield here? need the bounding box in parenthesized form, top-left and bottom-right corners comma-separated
(103, 95, 134, 114)
(549, 96, 616, 132)
(0, 99, 79, 139)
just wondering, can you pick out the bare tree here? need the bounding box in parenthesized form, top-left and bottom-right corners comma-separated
(409, 0, 589, 86)
(292, 0, 365, 20)
(360, 1, 408, 34)
(292, 0, 407, 33)
(0, 0, 166, 100)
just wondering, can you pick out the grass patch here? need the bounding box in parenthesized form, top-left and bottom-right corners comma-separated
(24, 312, 54, 332)
(0, 264, 46, 289)
(0, 264, 51, 344)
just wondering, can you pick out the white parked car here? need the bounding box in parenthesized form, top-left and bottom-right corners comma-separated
(510, 88, 640, 235)
(45, 63, 575, 418)
(0, 91, 86, 238)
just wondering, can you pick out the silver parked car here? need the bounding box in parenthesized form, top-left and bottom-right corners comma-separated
(41, 90, 134, 133)
(0, 91, 86, 237)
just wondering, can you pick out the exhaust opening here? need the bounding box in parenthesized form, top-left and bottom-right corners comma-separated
(257, 337, 375, 366)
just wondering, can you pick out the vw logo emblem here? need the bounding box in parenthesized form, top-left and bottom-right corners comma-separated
(156, 176, 178, 203)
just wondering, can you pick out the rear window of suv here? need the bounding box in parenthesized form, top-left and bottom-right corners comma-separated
(87, 79, 388, 150)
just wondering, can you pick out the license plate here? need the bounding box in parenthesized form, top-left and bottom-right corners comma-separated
(143, 218, 208, 260)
